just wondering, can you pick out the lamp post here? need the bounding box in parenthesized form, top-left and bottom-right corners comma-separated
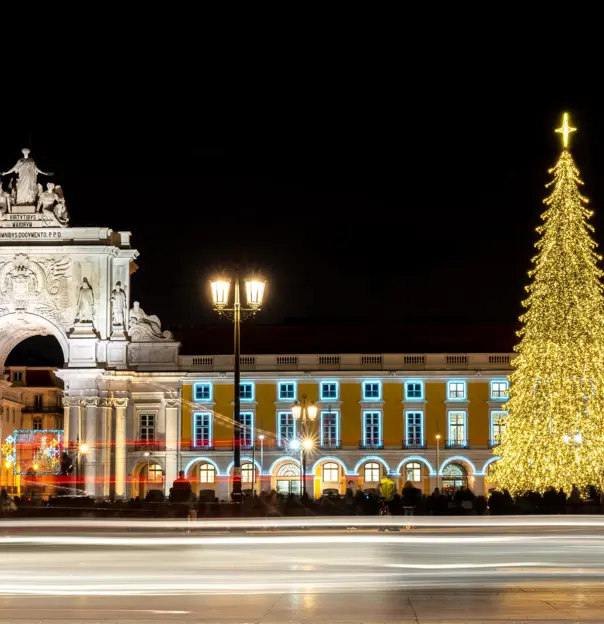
(292, 394, 317, 498)
(258, 434, 264, 492)
(435, 433, 441, 491)
(210, 274, 266, 502)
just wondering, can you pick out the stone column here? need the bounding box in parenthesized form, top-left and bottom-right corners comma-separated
(114, 398, 129, 499)
(82, 397, 99, 497)
(164, 397, 179, 496)
(61, 398, 70, 447)
(98, 398, 113, 499)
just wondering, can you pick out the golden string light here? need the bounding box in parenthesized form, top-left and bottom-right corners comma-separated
(493, 114, 604, 496)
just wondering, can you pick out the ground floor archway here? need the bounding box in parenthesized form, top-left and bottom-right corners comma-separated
(130, 459, 164, 499)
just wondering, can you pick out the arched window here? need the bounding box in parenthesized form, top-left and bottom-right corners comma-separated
(364, 462, 380, 483)
(242, 463, 255, 483)
(405, 462, 421, 482)
(199, 463, 216, 484)
(323, 462, 339, 482)
(277, 462, 300, 477)
(147, 463, 163, 482)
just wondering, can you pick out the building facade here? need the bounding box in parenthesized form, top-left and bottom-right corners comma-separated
(0, 147, 512, 500)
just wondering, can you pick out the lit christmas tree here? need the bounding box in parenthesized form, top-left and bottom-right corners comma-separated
(493, 113, 604, 496)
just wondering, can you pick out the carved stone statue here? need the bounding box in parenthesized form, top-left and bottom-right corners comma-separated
(111, 281, 127, 327)
(0, 187, 10, 215)
(0, 149, 54, 205)
(129, 301, 173, 341)
(36, 182, 69, 225)
(75, 278, 94, 323)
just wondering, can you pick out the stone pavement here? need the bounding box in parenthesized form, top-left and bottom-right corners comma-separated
(1, 585, 604, 622)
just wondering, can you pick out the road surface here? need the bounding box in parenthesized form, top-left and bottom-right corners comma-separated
(1, 516, 604, 622)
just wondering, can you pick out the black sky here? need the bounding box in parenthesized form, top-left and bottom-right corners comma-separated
(3, 92, 604, 337)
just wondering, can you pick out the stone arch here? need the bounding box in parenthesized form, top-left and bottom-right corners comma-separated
(129, 457, 165, 499)
(268, 455, 300, 476)
(396, 456, 436, 476)
(353, 455, 391, 476)
(310, 456, 350, 475)
(183, 457, 222, 477)
(438, 455, 478, 476)
(0, 312, 69, 369)
(482, 456, 499, 476)
(225, 457, 262, 475)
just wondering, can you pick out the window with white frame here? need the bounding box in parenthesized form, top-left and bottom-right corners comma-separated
(405, 381, 423, 400)
(239, 382, 254, 401)
(278, 382, 296, 401)
(405, 462, 421, 482)
(447, 381, 466, 400)
(491, 380, 509, 400)
(491, 410, 507, 445)
(323, 462, 339, 482)
(139, 413, 155, 443)
(362, 381, 381, 400)
(193, 412, 212, 448)
(364, 462, 381, 482)
(199, 463, 215, 483)
(32, 417, 43, 431)
(241, 463, 255, 484)
(321, 410, 339, 447)
(405, 411, 424, 447)
(194, 382, 212, 402)
(278, 411, 296, 446)
(363, 411, 382, 447)
(448, 411, 467, 446)
(239, 412, 254, 447)
(320, 381, 338, 400)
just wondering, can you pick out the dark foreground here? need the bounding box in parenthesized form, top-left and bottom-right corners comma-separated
(2, 517, 604, 622)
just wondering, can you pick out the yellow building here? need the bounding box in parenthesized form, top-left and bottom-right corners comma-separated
(178, 351, 512, 500)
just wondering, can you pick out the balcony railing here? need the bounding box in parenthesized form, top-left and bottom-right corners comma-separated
(402, 440, 426, 449)
(445, 441, 469, 449)
(189, 443, 215, 451)
(130, 441, 165, 452)
(22, 406, 63, 414)
(320, 440, 342, 450)
(359, 440, 384, 450)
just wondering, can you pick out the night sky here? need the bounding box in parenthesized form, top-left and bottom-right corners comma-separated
(3, 93, 604, 363)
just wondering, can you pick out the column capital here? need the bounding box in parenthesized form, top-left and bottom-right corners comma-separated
(98, 398, 112, 408)
(82, 397, 100, 407)
(62, 397, 81, 408)
(112, 397, 129, 409)
(165, 399, 179, 409)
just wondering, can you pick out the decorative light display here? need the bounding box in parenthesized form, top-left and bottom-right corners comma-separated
(8, 430, 64, 475)
(493, 113, 604, 496)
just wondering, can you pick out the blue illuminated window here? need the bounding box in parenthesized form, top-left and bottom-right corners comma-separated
(194, 382, 212, 402)
(405, 411, 424, 447)
(193, 413, 212, 448)
(362, 381, 381, 400)
(405, 381, 423, 400)
(320, 410, 339, 447)
(447, 381, 466, 400)
(491, 380, 509, 400)
(362, 411, 382, 448)
(278, 382, 296, 401)
(278, 411, 296, 447)
(447, 411, 467, 447)
(490, 410, 507, 446)
(239, 382, 254, 401)
(320, 381, 338, 400)
(239, 412, 254, 447)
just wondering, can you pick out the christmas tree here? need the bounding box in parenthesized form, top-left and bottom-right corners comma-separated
(493, 114, 604, 496)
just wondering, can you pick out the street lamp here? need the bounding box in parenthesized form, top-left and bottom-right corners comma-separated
(435, 433, 441, 491)
(291, 394, 317, 497)
(210, 273, 266, 502)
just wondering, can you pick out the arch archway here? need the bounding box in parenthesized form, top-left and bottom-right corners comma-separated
(0, 313, 68, 369)
(130, 459, 164, 499)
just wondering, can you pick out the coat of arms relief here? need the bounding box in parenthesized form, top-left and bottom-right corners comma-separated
(0, 253, 72, 329)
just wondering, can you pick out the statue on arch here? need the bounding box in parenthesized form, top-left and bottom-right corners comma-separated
(75, 278, 95, 324)
(1, 148, 54, 205)
(129, 301, 173, 341)
(37, 182, 69, 225)
(111, 281, 128, 328)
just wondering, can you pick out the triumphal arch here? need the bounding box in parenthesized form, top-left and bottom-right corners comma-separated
(1, 149, 182, 497)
